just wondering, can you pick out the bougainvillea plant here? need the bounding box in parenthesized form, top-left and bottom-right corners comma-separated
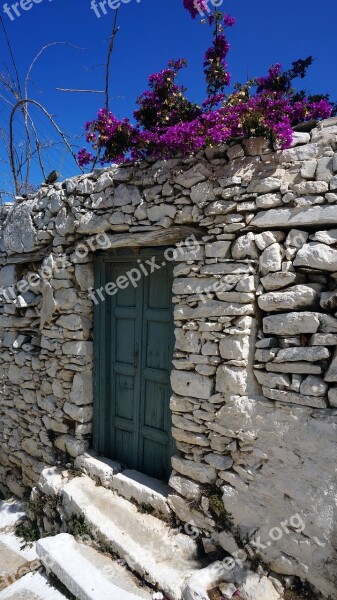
(78, 1, 335, 167)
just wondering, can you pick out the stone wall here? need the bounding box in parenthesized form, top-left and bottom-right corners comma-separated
(0, 118, 337, 597)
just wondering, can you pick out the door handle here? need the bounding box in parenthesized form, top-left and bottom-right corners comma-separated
(133, 343, 139, 368)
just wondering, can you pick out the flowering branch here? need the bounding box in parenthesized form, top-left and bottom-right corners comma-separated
(78, 2, 335, 168)
(203, 11, 234, 109)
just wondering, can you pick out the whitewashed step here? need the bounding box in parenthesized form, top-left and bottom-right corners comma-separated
(75, 453, 171, 517)
(109, 469, 171, 516)
(61, 476, 200, 600)
(37, 533, 153, 600)
(74, 453, 122, 489)
(0, 571, 67, 599)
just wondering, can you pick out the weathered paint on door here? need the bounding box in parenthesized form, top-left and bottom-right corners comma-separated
(94, 248, 174, 481)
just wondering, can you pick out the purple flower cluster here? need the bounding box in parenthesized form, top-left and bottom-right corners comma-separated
(183, 0, 209, 19)
(134, 59, 201, 133)
(203, 13, 233, 107)
(78, 148, 93, 167)
(79, 108, 134, 166)
(78, 3, 334, 168)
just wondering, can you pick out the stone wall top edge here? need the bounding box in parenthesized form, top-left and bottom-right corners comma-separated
(0, 116, 336, 259)
(3, 117, 336, 196)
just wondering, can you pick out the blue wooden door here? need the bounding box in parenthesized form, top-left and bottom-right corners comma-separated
(94, 249, 174, 481)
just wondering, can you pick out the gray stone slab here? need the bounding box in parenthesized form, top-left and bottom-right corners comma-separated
(251, 206, 337, 229)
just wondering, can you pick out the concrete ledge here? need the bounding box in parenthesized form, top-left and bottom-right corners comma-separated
(74, 454, 171, 517)
(74, 452, 122, 488)
(111, 470, 171, 517)
(37, 533, 151, 600)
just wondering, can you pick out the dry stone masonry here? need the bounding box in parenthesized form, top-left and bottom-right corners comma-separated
(1, 118, 337, 598)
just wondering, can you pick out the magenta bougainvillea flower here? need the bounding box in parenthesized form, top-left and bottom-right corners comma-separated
(78, 2, 335, 167)
(183, 0, 210, 18)
(77, 148, 93, 167)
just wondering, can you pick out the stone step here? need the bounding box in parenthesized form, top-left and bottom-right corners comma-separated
(75, 452, 171, 517)
(61, 475, 200, 600)
(0, 571, 68, 599)
(107, 469, 172, 517)
(37, 533, 153, 600)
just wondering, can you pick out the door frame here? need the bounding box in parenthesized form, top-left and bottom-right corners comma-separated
(93, 247, 175, 480)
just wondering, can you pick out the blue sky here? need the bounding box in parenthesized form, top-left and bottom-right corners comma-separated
(0, 0, 336, 196)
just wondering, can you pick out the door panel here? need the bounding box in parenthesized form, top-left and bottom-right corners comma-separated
(115, 374, 134, 420)
(146, 320, 171, 370)
(109, 272, 139, 467)
(115, 428, 135, 468)
(94, 249, 174, 481)
(116, 317, 136, 363)
(144, 380, 166, 430)
(142, 438, 168, 482)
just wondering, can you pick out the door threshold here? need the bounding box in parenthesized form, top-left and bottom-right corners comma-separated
(75, 451, 172, 518)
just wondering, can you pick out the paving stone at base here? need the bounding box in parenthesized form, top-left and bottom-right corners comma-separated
(0, 513, 39, 591)
(0, 572, 67, 599)
(0, 543, 25, 580)
(0, 533, 37, 564)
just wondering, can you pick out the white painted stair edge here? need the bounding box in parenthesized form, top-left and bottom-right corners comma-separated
(36, 534, 147, 600)
(74, 452, 171, 517)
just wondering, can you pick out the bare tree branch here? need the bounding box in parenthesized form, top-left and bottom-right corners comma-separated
(23, 42, 82, 189)
(27, 114, 47, 180)
(0, 92, 15, 108)
(10, 99, 83, 194)
(24, 42, 83, 97)
(56, 88, 105, 94)
(0, 18, 32, 188)
(87, 12, 120, 172)
(0, 16, 21, 96)
(105, 10, 119, 109)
